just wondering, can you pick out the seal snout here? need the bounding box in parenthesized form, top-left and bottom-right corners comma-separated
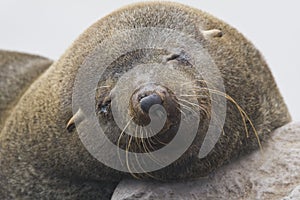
(130, 83, 180, 128)
(128, 83, 181, 150)
(130, 84, 167, 126)
(139, 93, 162, 113)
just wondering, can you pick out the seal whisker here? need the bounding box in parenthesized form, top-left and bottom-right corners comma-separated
(180, 94, 210, 99)
(178, 95, 212, 116)
(177, 98, 203, 116)
(145, 128, 156, 151)
(133, 126, 148, 178)
(147, 124, 168, 147)
(146, 130, 168, 169)
(189, 88, 262, 150)
(125, 135, 140, 179)
(179, 79, 208, 87)
(148, 128, 168, 151)
(133, 150, 157, 180)
(180, 95, 226, 135)
(134, 125, 142, 152)
(132, 128, 161, 180)
(175, 99, 197, 114)
(180, 98, 210, 116)
(117, 117, 133, 167)
(149, 128, 168, 148)
(141, 128, 155, 157)
(140, 128, 164, 167)
(152, 136, 168, 146)
(176, 106, 188, 119)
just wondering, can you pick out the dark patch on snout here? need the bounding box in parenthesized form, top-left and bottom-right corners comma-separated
(139, 93, 162, 113)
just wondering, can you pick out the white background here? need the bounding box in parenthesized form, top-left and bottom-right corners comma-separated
(0, 0, 299, 121)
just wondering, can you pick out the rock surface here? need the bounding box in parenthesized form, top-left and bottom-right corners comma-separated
(112, 122, 300, 200)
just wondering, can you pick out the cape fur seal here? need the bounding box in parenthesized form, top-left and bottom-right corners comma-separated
(0, 2, 291, 199)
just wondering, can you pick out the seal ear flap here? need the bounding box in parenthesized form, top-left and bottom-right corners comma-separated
(66, 109, 84, 132)
(202, 29, 223, 38)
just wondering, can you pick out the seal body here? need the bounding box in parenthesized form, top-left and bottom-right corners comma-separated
(0, 2, 291, 199)
(0, 50, 52, 131)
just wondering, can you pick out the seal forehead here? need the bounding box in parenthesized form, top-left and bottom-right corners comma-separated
(93, 2, 207, 41)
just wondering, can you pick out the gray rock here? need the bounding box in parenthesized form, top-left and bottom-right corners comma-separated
(112, 122, 300, 200)
(281, 185, 300, 200)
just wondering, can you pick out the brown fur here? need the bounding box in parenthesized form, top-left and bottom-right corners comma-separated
(0, 2, 291, 199)
(0, 50, 52, 131)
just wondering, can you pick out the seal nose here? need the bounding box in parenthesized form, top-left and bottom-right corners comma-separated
(139, 93, 162, 113)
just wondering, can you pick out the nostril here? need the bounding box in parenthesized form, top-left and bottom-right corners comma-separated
(138, 93, 147, 102)
(139, 93, 162, 113)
